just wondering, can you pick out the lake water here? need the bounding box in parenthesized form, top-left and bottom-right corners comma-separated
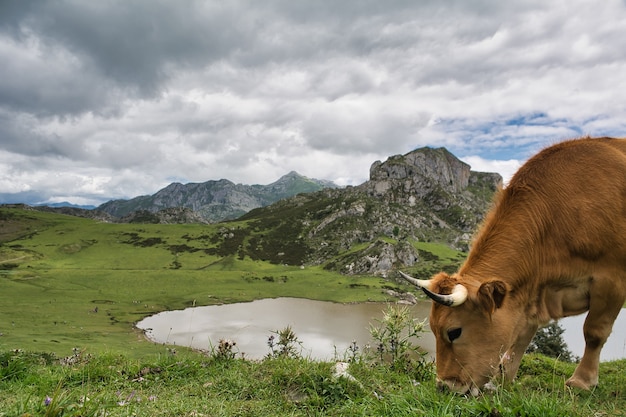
(137, 298, 433, 360)
(561, 313, 626, 360)
(136, 297, 626, 361)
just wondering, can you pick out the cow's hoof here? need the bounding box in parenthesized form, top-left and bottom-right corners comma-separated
(565, 376, 594, 390)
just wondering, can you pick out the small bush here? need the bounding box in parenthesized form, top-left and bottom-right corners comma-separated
(210, 338, 239, 361)
(267, 326, 302, 359)
(526, 322, 576, 362)
(368, 304, 434, 381)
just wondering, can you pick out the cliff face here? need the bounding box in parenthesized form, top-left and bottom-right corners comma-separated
(368, 147, 471, 198)
(358, 147, 501, 235)
(238, 147, 503, 277)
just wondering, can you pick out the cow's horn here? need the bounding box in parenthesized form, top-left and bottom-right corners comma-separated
(421, 284, 468, 307)
(399, 271, 433, 290)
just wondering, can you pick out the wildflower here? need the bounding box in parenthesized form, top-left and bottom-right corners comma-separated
(44, 396, 52, 406)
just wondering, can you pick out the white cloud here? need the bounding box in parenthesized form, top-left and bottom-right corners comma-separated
(1, 0, 626, 205)
(460, 156, 522, 186)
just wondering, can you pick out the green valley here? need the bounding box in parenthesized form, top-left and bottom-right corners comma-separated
(0, 206, 416, 357)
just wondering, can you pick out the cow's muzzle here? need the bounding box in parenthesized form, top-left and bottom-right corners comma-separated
(436, 378, 480, 397)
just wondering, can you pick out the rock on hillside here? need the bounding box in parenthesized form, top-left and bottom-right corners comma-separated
(98, 172, 337, 223)
(362, 147, 501, 232)
(232, 147, 502, 276)
(368, 147, 471, 198)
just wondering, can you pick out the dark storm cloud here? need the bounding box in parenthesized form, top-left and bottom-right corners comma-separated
(0, 0, 253, 116)
(0, 0, 516, 116)
(0, 110, 84, 158)
(1, 0, 626, 205)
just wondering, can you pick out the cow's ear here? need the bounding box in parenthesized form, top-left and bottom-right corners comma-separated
(477, 280, 508, 315)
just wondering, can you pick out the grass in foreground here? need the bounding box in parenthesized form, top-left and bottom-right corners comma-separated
(0, 348, 624, 417)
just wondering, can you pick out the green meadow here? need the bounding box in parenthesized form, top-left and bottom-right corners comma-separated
(1, 206, 625, 416)
(0, 207, 396, 357)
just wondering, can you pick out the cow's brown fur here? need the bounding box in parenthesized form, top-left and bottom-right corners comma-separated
(424, 137, 626, 393)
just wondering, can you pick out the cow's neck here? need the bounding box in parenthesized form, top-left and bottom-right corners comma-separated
(457, 195, 592, 324)
(459, 215, 541, 287)
(459, 182, 569, 283)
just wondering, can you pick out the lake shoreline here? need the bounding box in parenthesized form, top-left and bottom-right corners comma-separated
(137, 297, 626, 362)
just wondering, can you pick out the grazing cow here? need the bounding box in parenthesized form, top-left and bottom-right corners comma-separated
(402, 137, 626, 395)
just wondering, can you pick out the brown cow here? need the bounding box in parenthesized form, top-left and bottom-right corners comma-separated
(402, 137, 626, 395)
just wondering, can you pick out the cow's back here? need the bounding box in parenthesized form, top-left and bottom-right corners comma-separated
(465, 137, 626, 279)
(509, 137, 626, 265)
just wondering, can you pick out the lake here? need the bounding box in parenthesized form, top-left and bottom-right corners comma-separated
(136, 297, 626, 361)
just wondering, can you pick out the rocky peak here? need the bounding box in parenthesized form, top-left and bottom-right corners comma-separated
(98, 172, 337, 222)
(266, 171, 338, 194)
(367, 147, 474, 198)
(215, 146, 504, 277)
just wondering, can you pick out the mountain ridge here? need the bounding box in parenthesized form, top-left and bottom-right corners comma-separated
(97, 171, 338, 223)
(15, 146, 502, 276)
(230, 146, 502, 276)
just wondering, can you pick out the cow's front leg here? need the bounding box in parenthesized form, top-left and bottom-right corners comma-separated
(499, 323, 538, 382)
(566, 279, 624, 390)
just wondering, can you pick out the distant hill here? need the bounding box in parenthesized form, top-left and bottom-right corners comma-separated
(97, 171, 338, 223)
(36, 202, 97, 210)
(225, 147, 502, 276)
(28, 204, 114, 222)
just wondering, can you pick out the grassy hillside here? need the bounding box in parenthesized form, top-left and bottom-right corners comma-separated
(0, 207, 406, 357)
(1, 206, 625, 416)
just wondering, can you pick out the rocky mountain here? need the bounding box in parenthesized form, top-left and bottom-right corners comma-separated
(224, 146, 502, 276)
(23, 147, 502, 275)
(97, 171, 337, 223)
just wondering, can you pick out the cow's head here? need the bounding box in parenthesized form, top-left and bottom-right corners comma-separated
(401, 271, 516, 395)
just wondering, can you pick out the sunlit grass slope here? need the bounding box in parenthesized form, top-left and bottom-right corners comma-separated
(0, 349, 624, 416)
(0, 207, 407, 357)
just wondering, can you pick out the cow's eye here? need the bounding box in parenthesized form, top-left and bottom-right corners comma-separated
(447, 327, 462, 342)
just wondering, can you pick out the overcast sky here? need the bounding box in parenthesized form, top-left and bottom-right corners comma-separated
(2, 0, 626, 206)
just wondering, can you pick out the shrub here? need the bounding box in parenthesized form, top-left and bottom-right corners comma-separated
(267, 326, 302, 359)
(368, 304, 434, 380)
(526, 321, 576, 362)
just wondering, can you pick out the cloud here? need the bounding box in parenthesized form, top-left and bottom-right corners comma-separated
(460, 155, 521, 186)
(1, 0, 626, 205)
